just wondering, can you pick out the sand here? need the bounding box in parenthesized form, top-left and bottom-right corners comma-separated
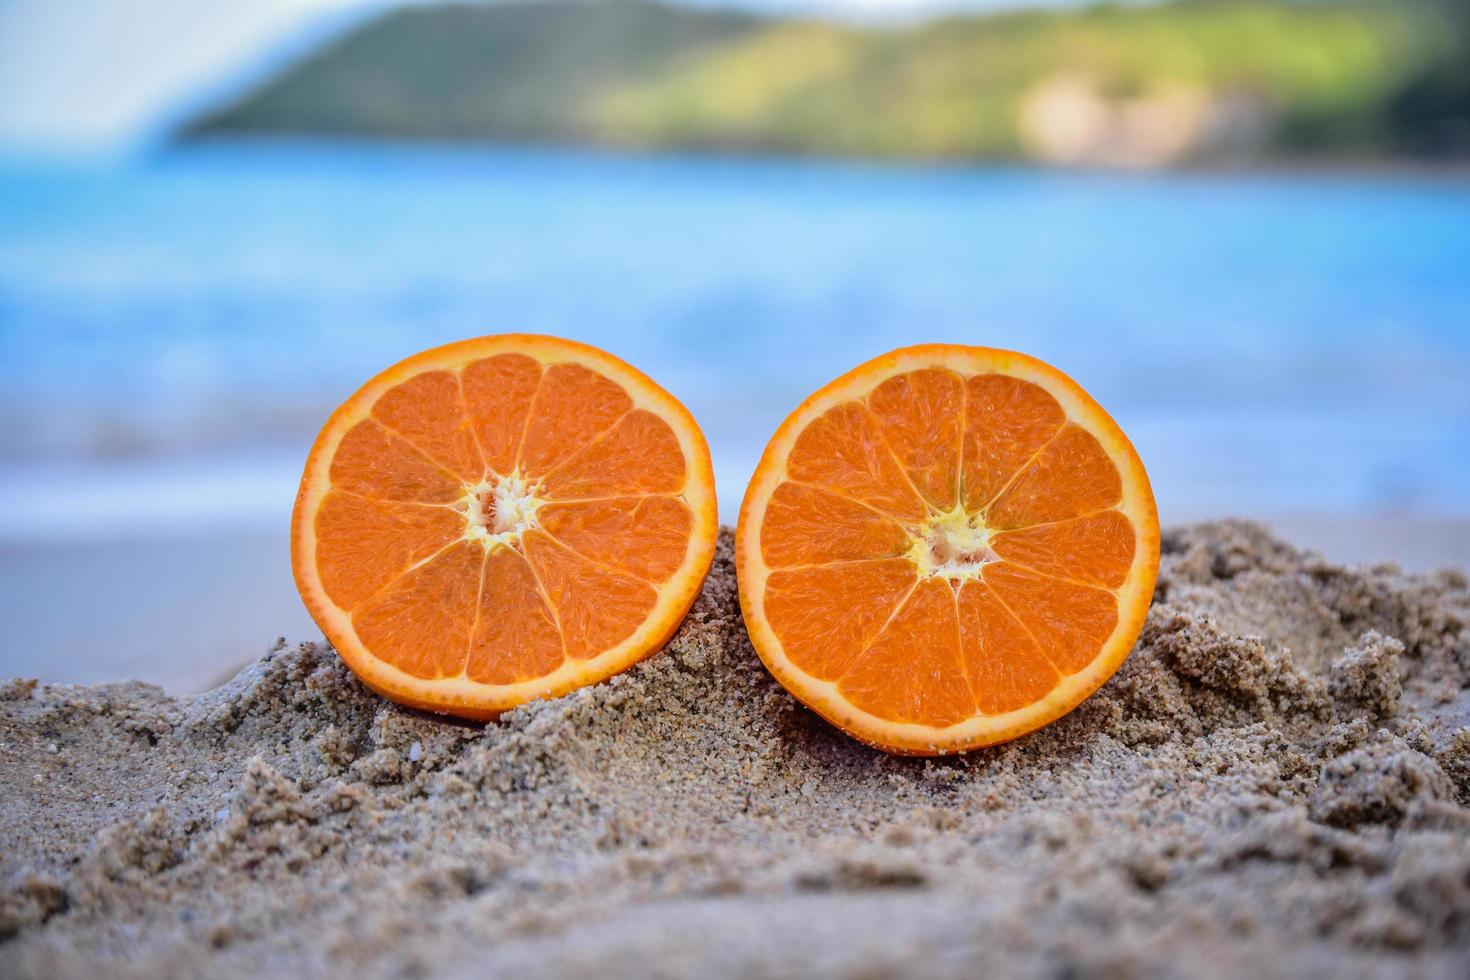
(2, 521, 1469, 978)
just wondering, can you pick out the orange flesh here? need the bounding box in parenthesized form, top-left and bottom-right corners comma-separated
(738, 345, 1158, 755)
(293, 336, 717, 719)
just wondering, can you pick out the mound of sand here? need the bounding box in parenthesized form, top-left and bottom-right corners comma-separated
(3, 522, 1469, 978)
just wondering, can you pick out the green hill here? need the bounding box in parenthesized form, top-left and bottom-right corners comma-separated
(188, 1, 760, 142)
(185, 0, 1470, 165)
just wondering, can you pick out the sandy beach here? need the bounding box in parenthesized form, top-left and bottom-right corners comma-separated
(2, 521, 1469, 977)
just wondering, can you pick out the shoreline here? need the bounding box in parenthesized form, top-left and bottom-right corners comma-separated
(1, 515, 1466, 694)
(3, 521, 1468, 976)
(170, 133, 1470, 183)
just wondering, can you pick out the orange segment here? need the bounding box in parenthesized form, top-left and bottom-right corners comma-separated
(786, 402, 928, 522)
(313, 491, 465, 611)
(989, 510, 1135, 589)
(982, 563, 1120, 674)
(737, 344, 1158, 755)
(837, 577, 971, 728)
(370, 369, 484, 483)
(461, 353, 541, 476)
(986, 424, 1123, 529)
(292, 335, 718, 720)
(329, 421, 464, 504)
(762, 558, 917, 681)
(521, 531, 658, 661)
(518, 362, 632, 477)
(351, 541, 485, 681)
(960, 374, 1066, 511)
(466, 549, 563, 685)
(957, 582, 1061, 716)
(538, 496, 692, 583)
(540, 410, 685, 499)
(759, 482, 910, 568)
(865, 368, 964, 511)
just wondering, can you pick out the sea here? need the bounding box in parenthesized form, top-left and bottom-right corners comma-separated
(2, 141, 1468, 686)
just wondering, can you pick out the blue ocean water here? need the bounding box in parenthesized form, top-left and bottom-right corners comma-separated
(2, 142, 1469, 538)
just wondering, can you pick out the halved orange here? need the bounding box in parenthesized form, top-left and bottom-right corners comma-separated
(292, 334, 718, 720)
(736, 345, 1158, 755)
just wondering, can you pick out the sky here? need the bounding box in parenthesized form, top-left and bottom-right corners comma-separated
(0, 0, 1100, 154)
(0, 0, 375, 153)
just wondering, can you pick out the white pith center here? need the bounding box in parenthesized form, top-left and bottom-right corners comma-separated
(908, 506, 1000, 582)
(462, 475, 542, 550)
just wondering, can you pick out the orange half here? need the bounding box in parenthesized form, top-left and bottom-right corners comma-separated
(292, 334, 718, 720)
(736, 345, 1158, 755)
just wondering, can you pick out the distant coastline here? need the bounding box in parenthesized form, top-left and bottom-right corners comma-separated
(181, 0, 1470, 171)
(177, 131, 1470, 181)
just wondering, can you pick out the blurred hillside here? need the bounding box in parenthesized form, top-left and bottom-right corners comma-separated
(182, 0, 1470, 166)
